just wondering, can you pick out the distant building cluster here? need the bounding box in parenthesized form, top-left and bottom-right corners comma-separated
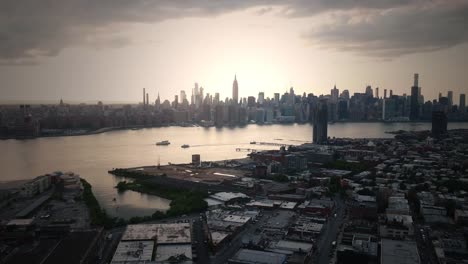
(0, 171, 104, 264)
(168, 129, 468, 264)
(1, 74, 466, 139)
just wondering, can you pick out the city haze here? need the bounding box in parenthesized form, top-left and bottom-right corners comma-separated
(1, 1, 468, 103)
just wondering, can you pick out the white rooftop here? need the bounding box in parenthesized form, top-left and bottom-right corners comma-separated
(122, 223, 191, 244)
(386, 213, 413, 225)
(111, 241, 154, 263)
(209, 192, 249, 202)
(210, 231, 230, 245)
(223, 215, 251, 224)
(154, 244, 192, 262)
(247, 200, 274, 208)
(204, 198, 224, 207)
(280, 202, 297, 210)
(7, 218, 34, 226)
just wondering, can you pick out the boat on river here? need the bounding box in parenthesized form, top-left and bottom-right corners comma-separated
(156, 140, 170, 146)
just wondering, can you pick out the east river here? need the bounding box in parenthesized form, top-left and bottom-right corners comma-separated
(1, 122, 468, 219)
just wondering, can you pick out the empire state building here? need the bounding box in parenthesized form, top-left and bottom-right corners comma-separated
(232, 74, 238, 104)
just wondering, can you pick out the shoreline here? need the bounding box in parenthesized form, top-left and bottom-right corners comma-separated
(110, 169, 209, 217)
(2, 121, 468, 140)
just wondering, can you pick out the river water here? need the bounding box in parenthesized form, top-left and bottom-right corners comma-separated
(1, 122, 467, 219)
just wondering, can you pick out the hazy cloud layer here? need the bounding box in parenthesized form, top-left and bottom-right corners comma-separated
(1, 0, 467, 63)
(303, 1, 468, 57)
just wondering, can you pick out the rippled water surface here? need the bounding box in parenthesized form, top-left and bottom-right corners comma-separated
(1, 122, 467, 218)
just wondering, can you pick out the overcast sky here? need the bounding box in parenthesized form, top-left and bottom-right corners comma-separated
(1, 0, 467, 104)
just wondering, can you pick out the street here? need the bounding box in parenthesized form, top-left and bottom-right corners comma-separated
(192, 218, 210, 264)
(99, 227, 124, 264)
(409, 201, 439, 264)
(210, 212, 271, 264)
(310, 195, 345, 264)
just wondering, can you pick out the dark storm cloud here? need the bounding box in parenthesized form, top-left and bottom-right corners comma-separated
(302, 1, 468, 57)
(0, 0, 466, 63)
(0, 0, 270, 64)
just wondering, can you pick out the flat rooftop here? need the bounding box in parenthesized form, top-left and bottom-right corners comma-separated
(211, 231, 230, 245)
(7, 218, 34, 226)
(209, 192, 249, 202)
(264, 211, 295, 230)
(279, 202, 297, 210)
(223, 215, 251, 224)
(246, 200, 274, 208)
(381, 239, 420, 264)
(122, 223, 191, 244)
(274, 240, 313, 253)
(111, 241, 154, 263)
(229, 249, 287, 264)
(154, 244, 192, 262)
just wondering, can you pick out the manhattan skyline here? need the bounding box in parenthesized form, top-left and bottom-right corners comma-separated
(1, 1, 468, 103)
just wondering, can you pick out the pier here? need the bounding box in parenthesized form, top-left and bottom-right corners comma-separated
(251, 141, 290, 147)
(235, 148, 258, 152)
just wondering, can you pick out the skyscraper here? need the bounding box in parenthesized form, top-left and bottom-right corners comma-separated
(258, 92, 265, 105)
(447, 91, 453, 107)
(375, 87, 379, 99)
(340, 90, 350, 100)
(432, 110, 447, 136)
(155, 93, 160, 108)
(194, 82, 199, 96)
(365, 85, 373, 98)
(384, 89, 387, 99)
(290, 87, 295, 105)
(331, 85, 339, 102)
(214, 105, 224, 127)
(313, 99, 328, 144)
(410, 73, 420, 121)
(439, 96, 449, 113)
(274, 93, 280, 106)
(180, 90, 187, 103)
(173, 95, 178, 108)
(460, 94, 466, 112)
(143, 88, 146, 105)
(232, 75, 239, 104)
(247, 96, 256, 107)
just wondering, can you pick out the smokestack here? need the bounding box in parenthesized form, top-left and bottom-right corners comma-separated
(146, 93, 149, 106)
(143, 88, 146, 105)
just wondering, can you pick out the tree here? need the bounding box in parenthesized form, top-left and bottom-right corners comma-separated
(399, 182, 407, 190)
(272, 174, 289, 183)
(356, 188, 375, 196)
